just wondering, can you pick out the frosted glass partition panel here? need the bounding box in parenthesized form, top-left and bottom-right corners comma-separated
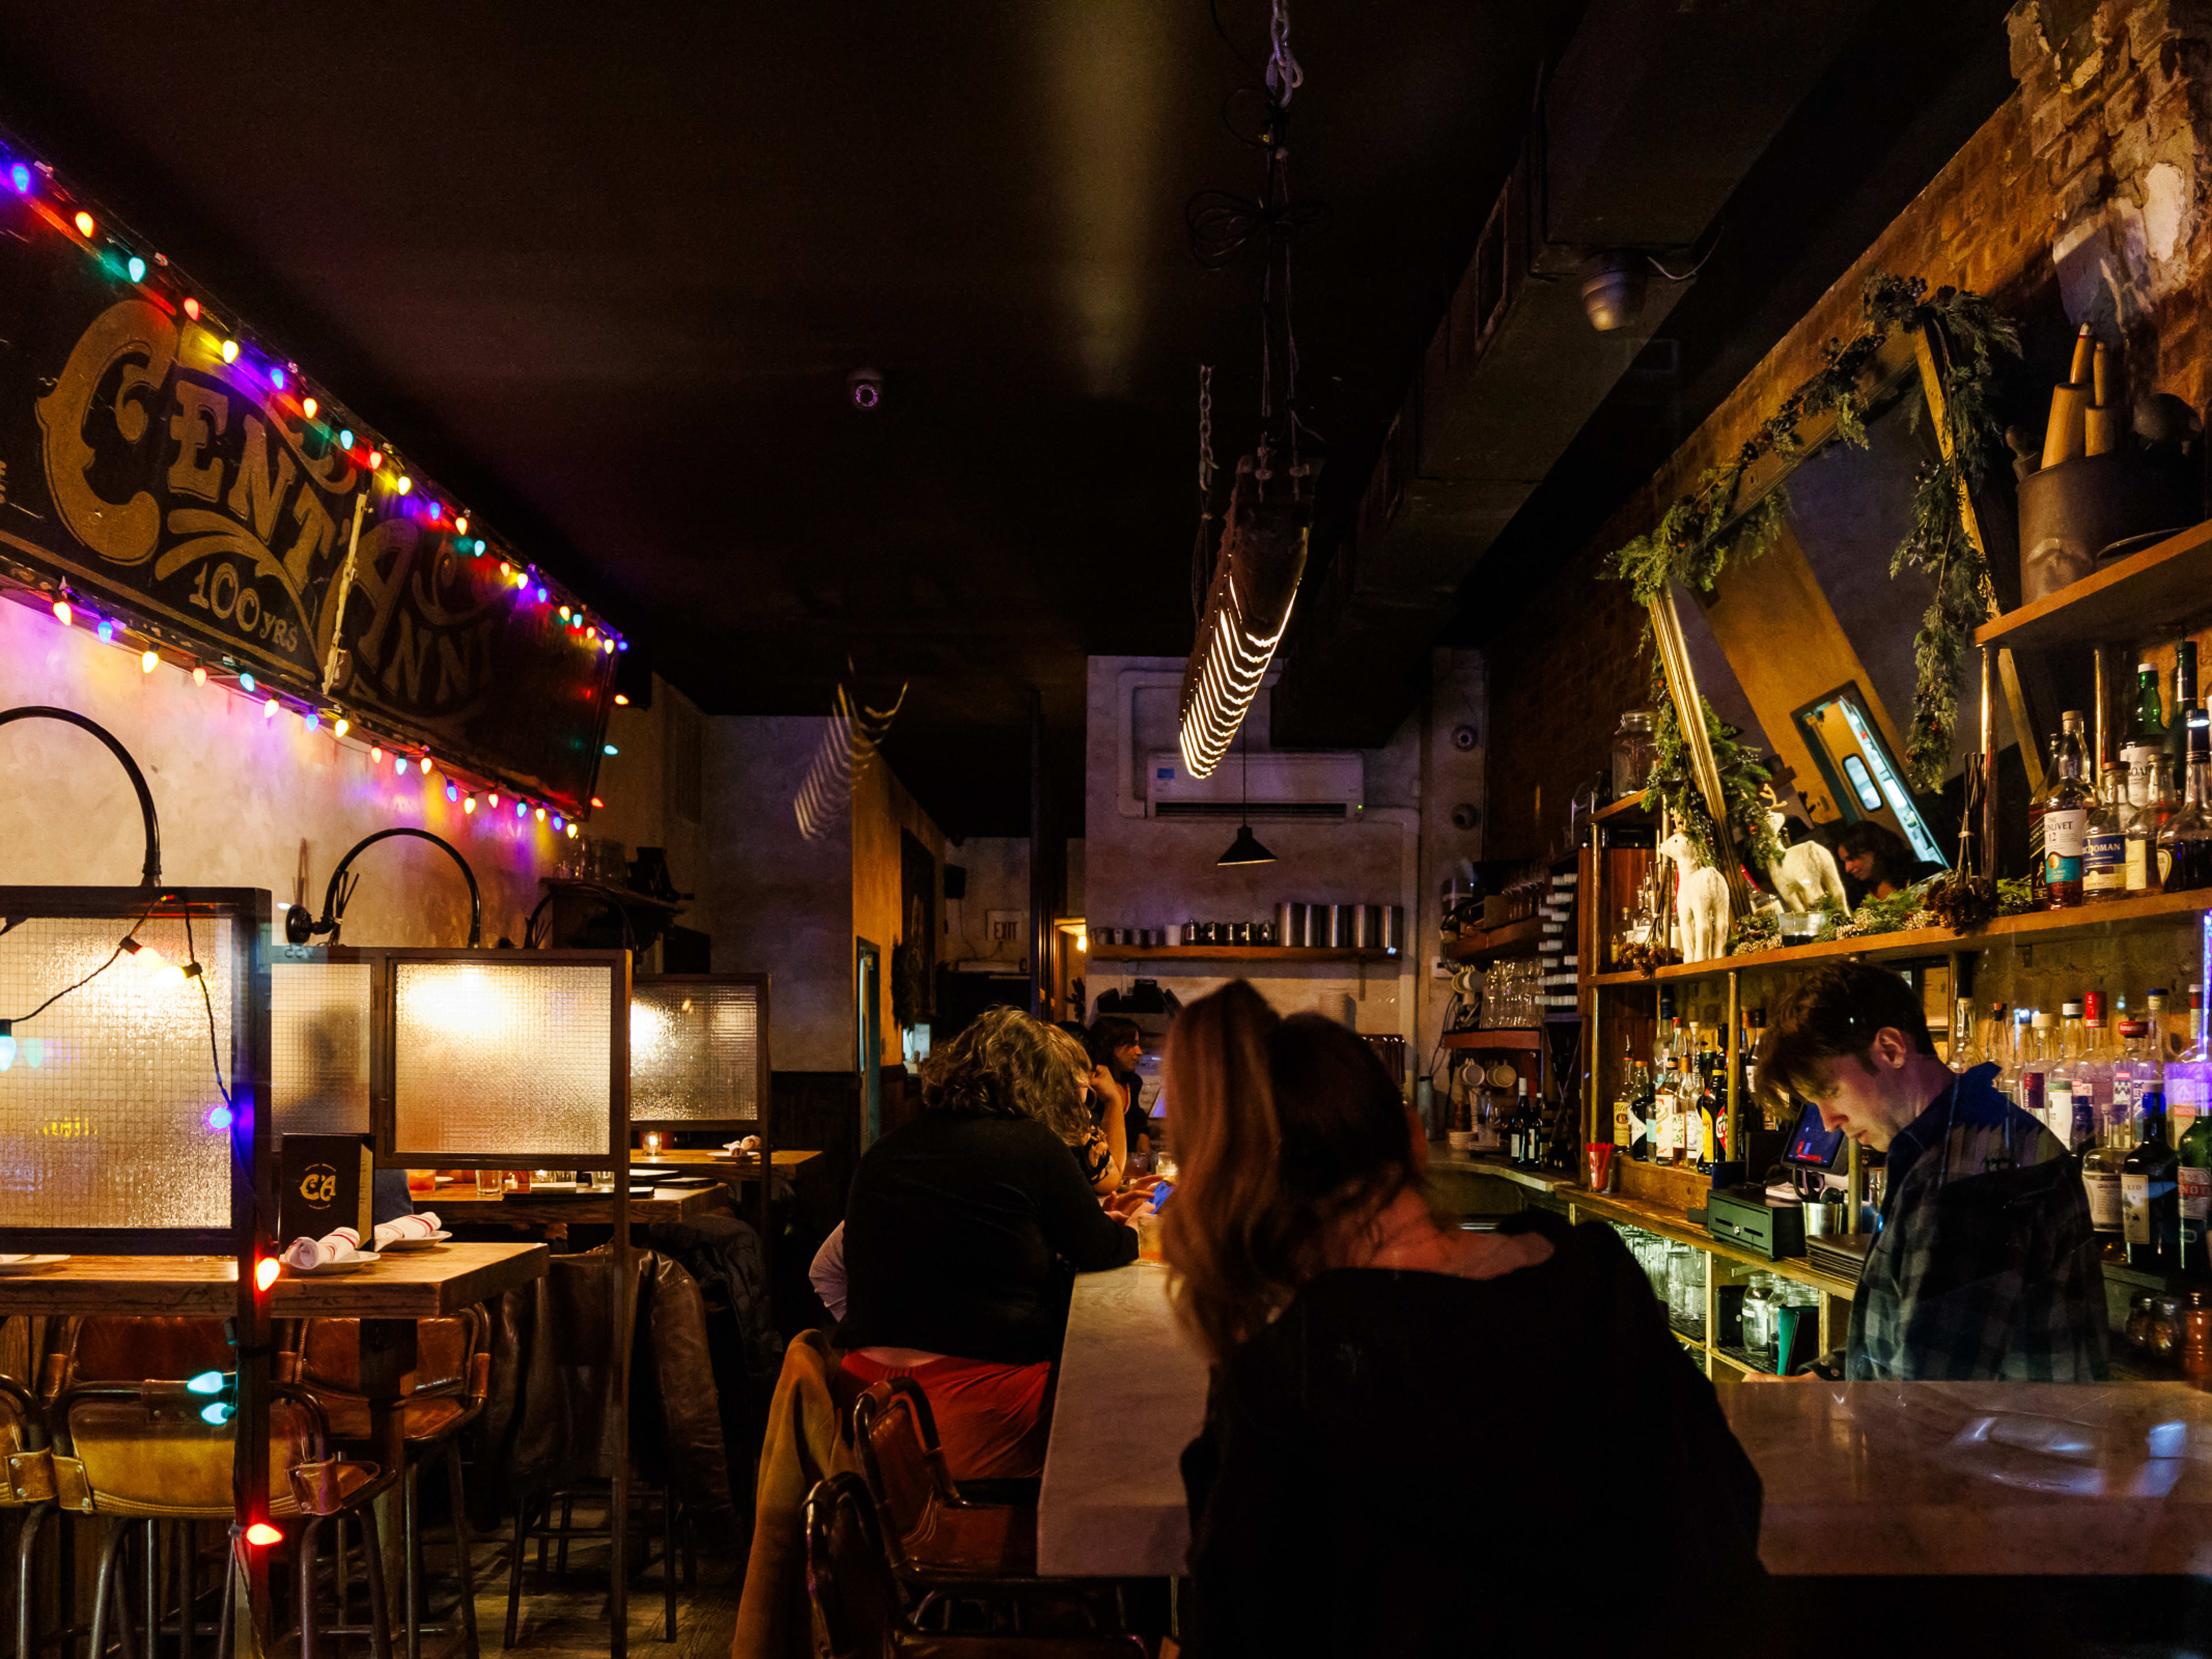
(271, 959, 372, 1136)
(630, 978, 764, 1125)
(0, 913, 232, 1231)
(391, 960, 615, 1159)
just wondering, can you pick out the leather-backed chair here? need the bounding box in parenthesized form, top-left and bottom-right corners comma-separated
(849, 1380, 1128, 1638)
(0, 1372, 53, 1659)
(50, 1316, 397, 1659)
(803, 1473, 1146, 1659)
(284, 1309, 491, 1659)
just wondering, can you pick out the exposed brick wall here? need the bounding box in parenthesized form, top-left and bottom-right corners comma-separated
(1493, 0, 2212, 857)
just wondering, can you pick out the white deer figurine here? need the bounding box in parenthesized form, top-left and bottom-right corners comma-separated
(1763, 806, 1850, 918)
(1656, 831, 1732, 963)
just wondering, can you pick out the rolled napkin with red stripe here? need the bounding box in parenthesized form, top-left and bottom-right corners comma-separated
(282, 1228, 363, 1271)
(373, 1212, 441, 1248)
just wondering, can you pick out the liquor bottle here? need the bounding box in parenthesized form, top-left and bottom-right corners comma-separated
(2165, 642, 2200, 780)
(1514, 1079, 1534, 1168)
(2021, 1009, 2055, 1130)
(2073, 992, 2109, 1154)
(1612, 1051, 1637, 1155)
(1743, 1005, 1767, 1122)
(1694, 1050, 1720, 1168)
(2179, 1084, 2212, 1277)
(1630, 1063, 1654, 1161)
(1651, 1036, 1680, 1166)
(1996, 1006, 2028, 1106)
(2043, 713, 2092, 908)
(2157, 717, 2212, 892)
(2085, 1022, 2143, 1252)
(2122, 1047, 2180, 1271)
(2048, 999, 2086, 1148)
(2028, 731, 2062, 899)
(2083, 764, 2131, 903)
(2123, 660, 2167, 805)
(2127, 763, 2166, 893)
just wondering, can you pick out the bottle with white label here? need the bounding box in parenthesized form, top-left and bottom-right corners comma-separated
(2083, 766, 2131, 903)
(2082, 1022, 2140, 1252)
(2043, 712, 2092, 908)
(2123, 1047, 2179, 1271)
(2049, 999, 2087, 1147)
(2021, 1010, 2056, 1136)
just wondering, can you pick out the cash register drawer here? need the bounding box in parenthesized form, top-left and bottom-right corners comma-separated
(1705, 1188, 1805, 1260)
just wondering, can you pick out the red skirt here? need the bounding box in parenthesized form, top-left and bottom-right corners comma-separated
(840, 1351, 1055, 1481)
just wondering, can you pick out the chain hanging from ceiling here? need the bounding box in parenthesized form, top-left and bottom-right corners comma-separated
(1177, 0, 1323, 778)
(793, 678, 908, 840)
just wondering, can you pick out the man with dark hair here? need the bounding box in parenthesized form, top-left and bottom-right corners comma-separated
(1756, 960, 2107, 1381)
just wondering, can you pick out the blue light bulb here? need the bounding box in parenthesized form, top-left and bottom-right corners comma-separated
(445, 782, 458, 802)
(535, 586, 548, 603)
(185, 1370, 225, 1396)
(603, 744, 619, 756)
(552, 815, 565, 831)
(7, 164, 28, 194)
(238, 672, 255, 693)
(207, 1104, 234, 1132)
(268, 366, 285, 389)
(125, 255, 145, 283)
(338, 427, 354, 450)
(516, 801, 528, 819)
(96, 622, 112, 643)
(394, 757, 408, 778)
(0, 1031, 13, 1073)
(199, 1402, 233, 1427)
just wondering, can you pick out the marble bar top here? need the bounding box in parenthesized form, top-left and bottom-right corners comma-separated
(1726, 1380, 2212, 1575)
(1037, 1262, 1210, 1578)
(1038, 1263, 2212, 1580)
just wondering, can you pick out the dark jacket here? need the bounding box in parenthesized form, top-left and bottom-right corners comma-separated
(1180, 1211, 1764, 1658)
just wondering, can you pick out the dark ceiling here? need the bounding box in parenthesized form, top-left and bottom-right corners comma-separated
(0, 0, 1583, 835)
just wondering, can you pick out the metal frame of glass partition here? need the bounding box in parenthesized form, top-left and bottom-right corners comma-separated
(0, 885, 275, 1611)
(629, 971, 772, 1261)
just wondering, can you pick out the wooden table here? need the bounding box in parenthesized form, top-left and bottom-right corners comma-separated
(1036, 1262, 1209, 1578)
(433, 1184, 733, 1228)
(0, 1241, 549, 1318)
(627, 1148, 821, 1173)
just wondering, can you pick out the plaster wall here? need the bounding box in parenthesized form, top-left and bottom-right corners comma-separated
(945, 838, 1031, 969)
(0, 594, 576, 942)
(1084, 653, 1487, 1059)
(696, 715, 853, 1072)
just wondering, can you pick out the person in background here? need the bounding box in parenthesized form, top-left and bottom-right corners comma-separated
(1088, 1014, 1154, 1157)
(837, 1006, 1138, 1479)
(1756, 960, 2106, 1381)
(1835, 819, 1919, 905)
(1055, 1022, 1126, 1194)
(1164, 982, 1762, 1658)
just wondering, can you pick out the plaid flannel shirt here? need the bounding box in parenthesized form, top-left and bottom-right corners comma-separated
(1846, 1063, 2109, 1382)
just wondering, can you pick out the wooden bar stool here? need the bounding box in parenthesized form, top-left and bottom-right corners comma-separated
(285, 1310, 492, 1659)
(46, 1316, 399, 1658)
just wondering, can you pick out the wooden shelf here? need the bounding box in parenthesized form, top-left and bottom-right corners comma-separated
(1593, 795, 1654, 825)
(1589, 887, 2212, 987)
(1087, 944, 1402, 963)
(1443, 916, 1543, 963)
(1974, 517, 2212, 652)
(1440, 1028, 1546, 1051)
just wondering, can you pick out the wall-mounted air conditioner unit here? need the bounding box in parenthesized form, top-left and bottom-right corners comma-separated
(1145, 752, 1363, 820)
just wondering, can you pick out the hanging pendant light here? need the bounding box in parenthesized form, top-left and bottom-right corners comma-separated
(1218, 725, 1276, 866)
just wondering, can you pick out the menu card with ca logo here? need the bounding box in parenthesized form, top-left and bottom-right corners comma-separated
(279, 1134, 375, 1244)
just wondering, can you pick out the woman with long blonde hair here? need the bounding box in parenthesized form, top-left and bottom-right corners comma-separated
(837, 1005, 1137, 1479)
(1162, 982, 1762, 1657)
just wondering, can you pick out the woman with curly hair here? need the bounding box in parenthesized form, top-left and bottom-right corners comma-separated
(1163, 982, 1763, 1657)
(836, 1004, 1139, 1478)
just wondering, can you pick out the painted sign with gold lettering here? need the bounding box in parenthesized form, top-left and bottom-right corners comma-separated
(0, 202, 615, 810)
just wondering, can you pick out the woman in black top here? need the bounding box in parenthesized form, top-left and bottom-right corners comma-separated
(1162, 984, 1764, 1657)
(839, 1006, 1137, 1478)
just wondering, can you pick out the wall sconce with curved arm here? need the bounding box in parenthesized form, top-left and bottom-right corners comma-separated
(285, 827, 483, 948)
(0, 705, 163, 887)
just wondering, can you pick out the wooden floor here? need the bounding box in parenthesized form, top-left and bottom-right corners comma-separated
(421, 1521, 742, 1659)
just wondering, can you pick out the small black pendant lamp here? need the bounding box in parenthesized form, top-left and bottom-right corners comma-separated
(1218, 724, 1275, 866)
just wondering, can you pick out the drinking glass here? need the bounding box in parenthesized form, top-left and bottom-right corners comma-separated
(474, 1168, 506, 1198)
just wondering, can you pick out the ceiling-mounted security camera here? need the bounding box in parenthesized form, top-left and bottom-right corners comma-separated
(1579, 253, 1644, 333)
(846, 368, 885, 410)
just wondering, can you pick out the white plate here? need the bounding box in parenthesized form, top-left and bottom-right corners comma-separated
(516, 1181, 582, 1193)
(377, 1231, 453, 1251)
(0, 1255, 69, 1274)
(292, 1252, 381, 1275)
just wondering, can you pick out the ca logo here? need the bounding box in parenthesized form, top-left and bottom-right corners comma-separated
(300, 1164, 339, 1207)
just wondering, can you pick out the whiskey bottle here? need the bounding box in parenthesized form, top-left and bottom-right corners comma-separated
(2158, 717, 2212, 892)
(2043, 712, 2092, 908)
(2082, 764, 2131, 903)
(2122, 1048, 2180, 1271)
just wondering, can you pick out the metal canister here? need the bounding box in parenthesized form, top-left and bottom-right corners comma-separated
(1353, 905, 1384, 948)
(1326, 904, 1357, 948)
(1229, 921, 1251, 945)
(1181, 922, 1198, 945)
(1378, 905, 1406, 953)
(1277, 902, 1308, 948)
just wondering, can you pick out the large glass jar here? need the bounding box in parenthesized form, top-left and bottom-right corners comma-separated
(1612, 710, 1658, 801)
(1740, 1275, 1777, 1360)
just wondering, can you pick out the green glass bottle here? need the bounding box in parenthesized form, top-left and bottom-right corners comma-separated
(2179, 1085, 2212, 1277)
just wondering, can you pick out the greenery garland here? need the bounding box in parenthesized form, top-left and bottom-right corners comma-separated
(1608, 272, 2018, 810)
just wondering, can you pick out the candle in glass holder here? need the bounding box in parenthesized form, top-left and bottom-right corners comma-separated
(641, 1130, 666, 1157)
